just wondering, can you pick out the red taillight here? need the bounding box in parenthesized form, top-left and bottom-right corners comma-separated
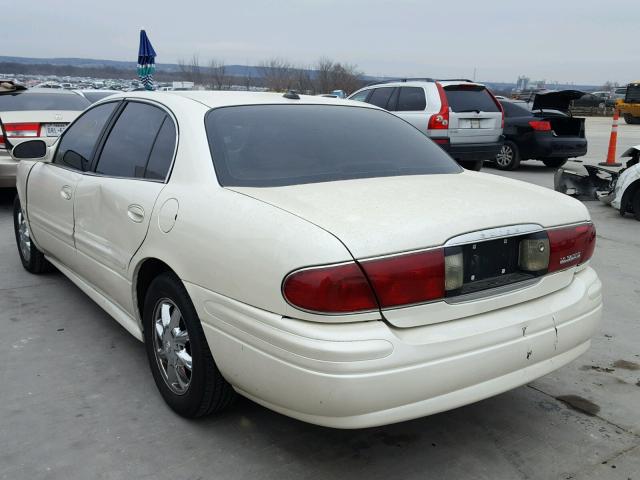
(0, 134, 5, 149)
(529, 120, 552, 131)
(428, 82, 449, 130)
(548, 223, 596, 272)
(487, 89, 504, 128)
(4, 122, 41, 138)
(282, 262, 378, 313)
(361, 249, 445, 308)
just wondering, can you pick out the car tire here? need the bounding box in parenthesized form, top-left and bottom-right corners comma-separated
(632, 190, 640, 222)
(542, 158, 568, 169)
(13, 195, 52, 274)
(143, 272, 236, 418)
(623, 114, 640, 125)
(494, 141, 521, 170)
(460, 160, 483, 171)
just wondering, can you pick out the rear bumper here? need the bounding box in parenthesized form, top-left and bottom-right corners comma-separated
(532, 135, 587, 159)
(442, 140, 504, 162)
(0, 151, 18, 188)
(187, 266, 602, 429)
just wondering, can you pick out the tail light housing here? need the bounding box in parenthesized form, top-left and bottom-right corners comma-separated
(487, 89, 505, 128)
(428, 82, 449, 130)
(282, 262, 378, 313)
(4, 122, 41, 137)
(529, 120, 552, 131)
(360, 249, 445, 308)
(548, 223, 596, 272)
(283, 223, 596, 314)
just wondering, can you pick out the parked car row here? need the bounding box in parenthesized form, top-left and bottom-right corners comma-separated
(348, 79, 589, 171)
(9, 90, 602, 428)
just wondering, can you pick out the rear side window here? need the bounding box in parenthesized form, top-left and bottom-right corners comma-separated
(0, 92, 90, 112)
(349, 90, 370, 102)
(444, 85, 500, 113)
(397, 87, 426, 111)
(367, 88, 395, 109)
(205, 104, 461, 187)
(501, 101, 530, 117)
(53, 102, 118, 171)
(96, 102, 166, 178)
(145, 117, 177, 180)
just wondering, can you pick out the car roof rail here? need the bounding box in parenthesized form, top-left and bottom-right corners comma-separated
(437, 78, 474, 83)
(365, 77, 435, 87)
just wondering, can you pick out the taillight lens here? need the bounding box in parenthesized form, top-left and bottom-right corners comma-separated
(487, 89, 504, 128)
(282, 262, 378, 313)
(548, 223, 596, 272)
(529, 120, 552, 131)
(4, 122, 41, 137)
(428, 82, 449, 130)
(361, 249, 445, 308)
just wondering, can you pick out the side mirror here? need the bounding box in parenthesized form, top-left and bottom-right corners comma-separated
(11, 140, 49, 161)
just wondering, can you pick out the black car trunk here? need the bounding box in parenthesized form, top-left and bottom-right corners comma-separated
(547, 116, 585, 137)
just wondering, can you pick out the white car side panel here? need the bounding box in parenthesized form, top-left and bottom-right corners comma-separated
(74, 175, 165, 315)
(26, 163, 81, 269)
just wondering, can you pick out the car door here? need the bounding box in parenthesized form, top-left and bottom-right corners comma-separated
(73, 100, 177, 312)
(26, 101, 119, 271)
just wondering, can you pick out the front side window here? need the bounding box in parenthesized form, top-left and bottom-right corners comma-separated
(205, 104, 461, 187)
(95, 102, 167, 178)
(53, 102, 118, 171)
(397, 87, 426, 111)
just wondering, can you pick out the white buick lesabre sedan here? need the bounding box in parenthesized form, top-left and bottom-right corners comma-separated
(11, 91, 602, 428)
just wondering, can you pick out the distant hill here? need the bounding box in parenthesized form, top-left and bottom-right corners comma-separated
(0, 55, 600, 91)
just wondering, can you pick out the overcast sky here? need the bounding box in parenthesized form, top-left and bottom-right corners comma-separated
(4, 0, 638, 85)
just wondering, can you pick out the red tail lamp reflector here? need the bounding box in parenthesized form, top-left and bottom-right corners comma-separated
(361, 249, 445, 308)
(4, 122, 41, 137)
(428, 82, 449, 130)
(282, 262, 378, 313)
(528, 120, 552, 131)
(548, 223, 596, 272)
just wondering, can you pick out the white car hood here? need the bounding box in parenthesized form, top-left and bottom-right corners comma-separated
(229, 171, 590, 259)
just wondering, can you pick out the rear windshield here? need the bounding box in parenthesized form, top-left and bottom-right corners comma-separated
(80, 91, 115, 103)
(444, 85, 500, 113)
(0, 92, 90, 112)
(205, 104, 461, 187)
(500, 101, 531, 117)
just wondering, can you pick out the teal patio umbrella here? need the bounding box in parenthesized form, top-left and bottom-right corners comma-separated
(137, 30, 157, 90)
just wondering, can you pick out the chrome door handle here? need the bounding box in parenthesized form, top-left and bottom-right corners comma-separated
(60, 185, 73, 200)
(127, 204, 145, 223)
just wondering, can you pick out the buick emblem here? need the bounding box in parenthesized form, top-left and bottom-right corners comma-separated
(55, 114, 62, 120)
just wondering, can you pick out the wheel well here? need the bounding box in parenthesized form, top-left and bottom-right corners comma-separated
(621, 179, 640, 213)
(135, 258, 177, 327)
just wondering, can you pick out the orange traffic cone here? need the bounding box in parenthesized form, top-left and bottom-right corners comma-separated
(599, 109, 622, 166)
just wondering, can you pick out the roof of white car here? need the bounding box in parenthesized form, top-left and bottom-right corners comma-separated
(99, 90, 371, 109)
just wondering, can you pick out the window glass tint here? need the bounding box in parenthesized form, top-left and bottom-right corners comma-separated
(397, 87, 426, 111)
(0, 92, 90, 112)
(500, 101, 530, 117)
(53, 102, 117, 171)
(367, 87, 395, 109)
(349, 90, 370, 102)
(444, 86, 500, 113)
(81, 91, 115, 103)
(145, 117, 177, 180)
(205, 105, 461, 187)
(96, 102, 166, 178)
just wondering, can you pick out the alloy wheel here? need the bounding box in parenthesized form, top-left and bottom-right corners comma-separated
(152, 299, 192, 395)
(496, 145, 514, 168)
(17, 210, 31, 263)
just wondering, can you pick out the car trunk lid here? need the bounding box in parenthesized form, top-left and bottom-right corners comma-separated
(531, 90, 585, 113)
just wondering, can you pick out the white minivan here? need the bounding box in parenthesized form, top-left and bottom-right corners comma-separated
(349, 78, 504, 171)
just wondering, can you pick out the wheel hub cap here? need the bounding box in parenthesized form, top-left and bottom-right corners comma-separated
(17, 210, 31, 262)
(152, 299, 192, 395)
